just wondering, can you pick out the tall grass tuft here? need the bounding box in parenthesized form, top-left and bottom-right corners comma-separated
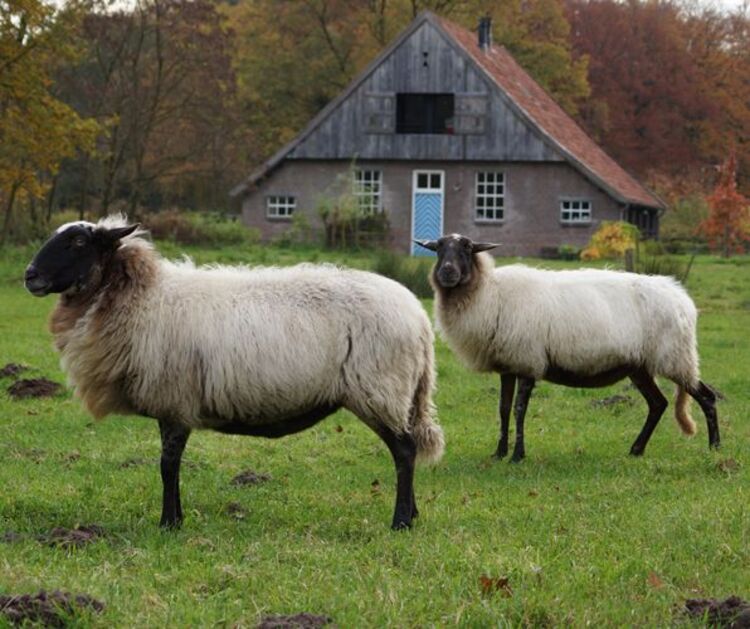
(372, 251, 434, 297)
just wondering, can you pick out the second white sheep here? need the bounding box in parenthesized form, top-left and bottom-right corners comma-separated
(417, 233, 719, 461)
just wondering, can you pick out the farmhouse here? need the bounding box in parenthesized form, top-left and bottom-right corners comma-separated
(231, 11, 664, 257)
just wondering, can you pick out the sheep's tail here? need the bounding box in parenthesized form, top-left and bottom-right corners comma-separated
(675, 386, 697, 436)
(410, 345, 444, 465)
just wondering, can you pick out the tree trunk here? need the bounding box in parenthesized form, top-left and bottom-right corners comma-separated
(46, 174, 59, 224)
(1, 181, 21, 244)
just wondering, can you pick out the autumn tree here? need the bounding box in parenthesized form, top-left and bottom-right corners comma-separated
(699, 152, 750, 257)
(0, 0, 98, 241)
(566, 0, 749, 187)
(55, 0, 250, 216)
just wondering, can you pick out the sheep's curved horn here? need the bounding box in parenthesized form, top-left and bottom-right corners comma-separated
(414, 239, 439, 251)
(471, 241, 500, 253)
(103, 224, 140, 242)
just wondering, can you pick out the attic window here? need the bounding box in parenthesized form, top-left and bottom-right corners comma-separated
(396, 93, 454, 134)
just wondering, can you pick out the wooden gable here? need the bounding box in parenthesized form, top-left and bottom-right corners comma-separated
(286, 19, 561, 163)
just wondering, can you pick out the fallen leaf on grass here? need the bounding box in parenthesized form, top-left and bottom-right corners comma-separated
(647, 572, 664, 589)
(334, 425, 343, 433)
(370, 479, 381, 495)
(479, 575, 513, 597)
(528, 489, 539, 497)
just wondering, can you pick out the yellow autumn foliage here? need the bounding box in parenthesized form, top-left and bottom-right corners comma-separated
(580, 221, 639, 260)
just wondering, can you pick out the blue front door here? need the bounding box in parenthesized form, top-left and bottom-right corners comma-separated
(411, 171, 444, 256)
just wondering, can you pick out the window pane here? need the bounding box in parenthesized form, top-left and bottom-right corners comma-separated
(560, 199, 590, 223)
(474, 171, 504, 222)
(430, 174, 441, 189)
(417, 173, 428, 188)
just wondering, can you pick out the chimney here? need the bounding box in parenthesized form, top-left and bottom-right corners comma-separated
(478, 16, 492, 50)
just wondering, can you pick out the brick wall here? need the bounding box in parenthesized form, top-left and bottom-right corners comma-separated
(241, 159, 624, 257)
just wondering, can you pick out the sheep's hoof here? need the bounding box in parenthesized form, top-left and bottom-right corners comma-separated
(493, 448, 508, 460)
(391, 519, 412, 531)
(629, 447, 645, 456)
(510, 453, 525, 463)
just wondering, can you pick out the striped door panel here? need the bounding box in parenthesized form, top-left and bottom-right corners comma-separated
(412, 192, 442, 256)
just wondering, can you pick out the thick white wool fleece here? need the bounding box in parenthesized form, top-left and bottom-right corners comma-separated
(435, 254, 700, 387)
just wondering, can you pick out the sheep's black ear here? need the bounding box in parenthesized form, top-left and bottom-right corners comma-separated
(414, 239, 439, 251)
(471, 241, 500, 253)
(102, 224, 139, 243)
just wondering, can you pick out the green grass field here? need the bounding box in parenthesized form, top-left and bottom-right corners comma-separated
(0, 242, 748, 627)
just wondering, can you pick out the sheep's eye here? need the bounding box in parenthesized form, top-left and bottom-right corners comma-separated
(72, 236, 87, 248)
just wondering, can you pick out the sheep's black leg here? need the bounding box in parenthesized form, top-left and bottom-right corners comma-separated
(687, 381, 720, 449)
(158, 419, 191, 529)
(510, 377, 535, 463)
(494, 373, 516, 459)
(629, 368, 668, 456)
(376, 426, 417, 530)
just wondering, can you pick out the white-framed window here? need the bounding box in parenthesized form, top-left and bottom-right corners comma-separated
(560, 199, 592, 224)
(266, 195, 296, 219)
(353, 169, 382, 214)
(475, 171, 504, 222)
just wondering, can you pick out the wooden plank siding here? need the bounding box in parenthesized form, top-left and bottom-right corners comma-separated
(288, 22, 561, 163)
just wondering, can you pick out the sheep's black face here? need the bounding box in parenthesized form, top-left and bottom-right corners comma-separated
(25, 222, 138, 297)
(414, 234, 499, 289)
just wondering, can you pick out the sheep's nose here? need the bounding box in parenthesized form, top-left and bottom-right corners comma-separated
(24, 264, 51, 296)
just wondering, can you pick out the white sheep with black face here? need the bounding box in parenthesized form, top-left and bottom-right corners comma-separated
(25, 215, 444, 530)
(416, 233, 719, 462)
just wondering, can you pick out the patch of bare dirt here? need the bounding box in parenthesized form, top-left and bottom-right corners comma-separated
(257, 613, 333, 629)
(717, 458, 741, 475)
(40, 525, 106, 549)
(119, 457, 153, 468)
(0, 590, 104, 627)
(119, 457, 199, 469)
(684, 596, 750, 627)
(1, 531, 22, 544)
(591, 394, 633, 408)
(7, 378, 60, 399)
(225, 502, 248, 520)
(231, 470, 272, 486)
(0, 363, 26, 378)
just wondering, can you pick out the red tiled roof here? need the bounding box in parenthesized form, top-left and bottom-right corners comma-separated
(436, 15, 663, 209)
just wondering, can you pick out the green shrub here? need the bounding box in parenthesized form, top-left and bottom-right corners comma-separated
(273, 213, 315, 248)
(141, 210, 259, 246)
(372, 251, 434, 298)
(660, 195, 709, 241)
(557, 244, 581, 260)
